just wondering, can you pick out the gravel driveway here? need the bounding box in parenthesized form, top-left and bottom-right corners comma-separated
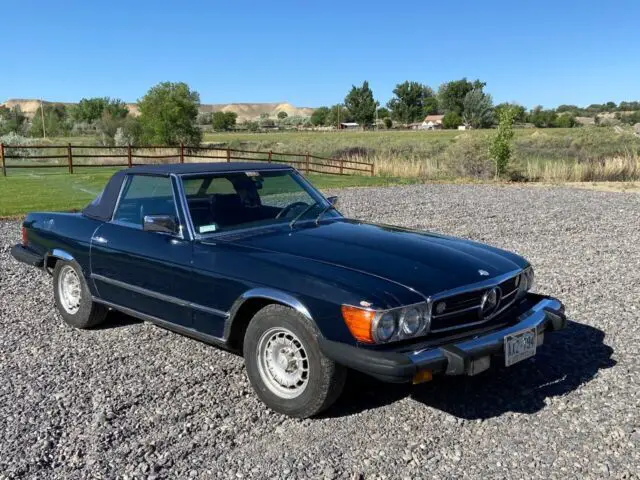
(1, 184, 638, 479)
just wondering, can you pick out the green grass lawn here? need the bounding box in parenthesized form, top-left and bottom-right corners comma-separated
(0, 169, 415, 217)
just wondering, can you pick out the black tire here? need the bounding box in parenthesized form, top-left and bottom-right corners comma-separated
(243, 304, 346, 418)
(52, 259, 107, 329)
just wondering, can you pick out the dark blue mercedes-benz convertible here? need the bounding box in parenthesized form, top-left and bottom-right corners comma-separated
(12, 162, 566, 418)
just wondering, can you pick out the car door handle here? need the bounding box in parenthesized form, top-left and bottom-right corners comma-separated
(92, 236, 108, 244)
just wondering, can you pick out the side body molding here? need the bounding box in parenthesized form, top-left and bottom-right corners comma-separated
(225, 287, 313, 339)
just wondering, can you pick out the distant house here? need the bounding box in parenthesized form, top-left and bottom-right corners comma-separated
(339, 122, 359, 130)
(421, 115, 444, 130)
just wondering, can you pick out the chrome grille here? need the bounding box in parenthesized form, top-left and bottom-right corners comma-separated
(430, 272, 521, 333)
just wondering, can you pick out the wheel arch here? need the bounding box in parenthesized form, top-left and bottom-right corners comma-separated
(44, 249, 75, 272)
(225, 288, 314, 351)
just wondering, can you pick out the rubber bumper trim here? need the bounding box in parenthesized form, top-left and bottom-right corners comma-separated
(10, 244, 44, 268)
(319, 295, 565, 383)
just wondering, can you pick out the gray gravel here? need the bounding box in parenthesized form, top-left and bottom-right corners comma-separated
(1, 183, 639, 479)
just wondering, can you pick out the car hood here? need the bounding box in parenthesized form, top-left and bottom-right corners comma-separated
(221, 219, 527, 298)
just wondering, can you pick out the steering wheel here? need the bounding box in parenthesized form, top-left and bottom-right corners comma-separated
(276, 201, 309, 219)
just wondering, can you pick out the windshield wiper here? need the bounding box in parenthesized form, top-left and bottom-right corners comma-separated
(314, 204, 336, 226)
(289, 201, 319, 229)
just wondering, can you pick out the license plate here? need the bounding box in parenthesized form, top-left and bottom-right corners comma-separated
(504, 328, 537, 367)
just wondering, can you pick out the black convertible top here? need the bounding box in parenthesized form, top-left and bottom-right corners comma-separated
(82, 162, 293, 221)
(126, 162, 292, 175)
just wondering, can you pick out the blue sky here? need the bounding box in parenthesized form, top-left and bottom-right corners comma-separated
(2, 1, 639, 109)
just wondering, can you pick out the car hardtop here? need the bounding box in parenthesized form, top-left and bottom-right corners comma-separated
(81, 162, 296, 222)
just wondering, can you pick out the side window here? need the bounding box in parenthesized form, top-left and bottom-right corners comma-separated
(259, 174, 312, 208)
(113, 175, 176, 227)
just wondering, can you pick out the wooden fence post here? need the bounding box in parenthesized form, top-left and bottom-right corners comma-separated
(339, 159, 344, 175)
(67, 143, 73, 174)
(268, 150, 272, 163)
(127, 145, 133, 168)
(305, 153, 310, 174)
(179, 143, 185, 163)
(1, 143, 6, 177)
(370, 162, 375, 176)
(226, 147, 231, 163)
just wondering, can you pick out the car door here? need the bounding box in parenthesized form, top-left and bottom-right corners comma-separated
(90, 174, 194, 329)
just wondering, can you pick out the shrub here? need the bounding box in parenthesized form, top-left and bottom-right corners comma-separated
(0, 133, 38, 157)
(443, 133, 493, 178)
(442, 111, 462, 129)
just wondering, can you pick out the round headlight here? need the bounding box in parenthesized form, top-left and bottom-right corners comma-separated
(401, 307, 422, 336)
(376, 312, 397, 342)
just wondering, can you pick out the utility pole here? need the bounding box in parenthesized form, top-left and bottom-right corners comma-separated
(375, 104, 379, 131)
(40, 99, 46, 139)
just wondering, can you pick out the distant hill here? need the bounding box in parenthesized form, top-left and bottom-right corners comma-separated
(1, 99, 315, 121)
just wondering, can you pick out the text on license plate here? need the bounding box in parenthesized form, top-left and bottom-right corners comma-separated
(504, 328, 537, 367)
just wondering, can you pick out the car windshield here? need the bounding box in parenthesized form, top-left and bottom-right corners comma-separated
(181, 169, 340, 234)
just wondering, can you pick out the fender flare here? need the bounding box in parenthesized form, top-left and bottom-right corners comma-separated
(224, 287, 313, 339)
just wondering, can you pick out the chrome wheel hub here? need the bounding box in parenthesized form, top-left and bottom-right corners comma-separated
(257, 327, 309, 399)
(58, 265, 82, 314)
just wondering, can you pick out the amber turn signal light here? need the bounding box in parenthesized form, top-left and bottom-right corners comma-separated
(412, 369, 433, 385)
(341, 305, 375, 344)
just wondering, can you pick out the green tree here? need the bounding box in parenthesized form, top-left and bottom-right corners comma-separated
(387, 81, 436, 124)
(277, 111, 288, 120)
(0, 105, 27, 135)
(438, 78, 486, 115)
(442, 111, 462, 129)
(137, 82, 202, 145)
(310, 107, 330, 126)
(423, 96, 439, 116)
(103, 99, 129, 119)
(376, 107, 390, 119)
(495, 103, 526, 123)
(489, 106, 516, 177)
(344, 80, 377, 126)
(553, 114, 577, 128)
(211, 111, 237, 131)
(383, 117, 393, 129)
(462, 89, 494, 128)
(30, 103, 69, 137)
(70, 97, 128, 123)
(326, 104, 353, 127)
(528, 106, 557, 128)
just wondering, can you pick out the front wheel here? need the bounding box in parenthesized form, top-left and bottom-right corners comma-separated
(53, 260, 107, 329)
(243, 304, 346, 418)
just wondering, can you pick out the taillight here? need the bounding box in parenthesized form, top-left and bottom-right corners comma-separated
(21, 226, 28, 246)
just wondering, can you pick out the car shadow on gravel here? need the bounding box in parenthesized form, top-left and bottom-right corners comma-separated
(324, 320, 615, 419)
(92, 310, 143, 330)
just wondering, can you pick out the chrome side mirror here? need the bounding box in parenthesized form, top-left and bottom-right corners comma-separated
(143, 215, 178, 234)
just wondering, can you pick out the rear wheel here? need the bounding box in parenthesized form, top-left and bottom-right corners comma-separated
(243, 304, 346, 418)
(53, 260, 107, 329)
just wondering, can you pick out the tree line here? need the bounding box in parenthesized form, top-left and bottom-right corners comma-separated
(0, 82, 203, 146)
(309, 79, 640, 129)
(2, 79, 640, 147)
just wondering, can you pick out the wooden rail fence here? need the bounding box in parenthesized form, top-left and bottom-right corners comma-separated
(0, 143, 375, 177)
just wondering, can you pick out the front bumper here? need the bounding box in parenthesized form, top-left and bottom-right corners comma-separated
(319, 294, 566, 383)
(10, 244, 44, 268)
